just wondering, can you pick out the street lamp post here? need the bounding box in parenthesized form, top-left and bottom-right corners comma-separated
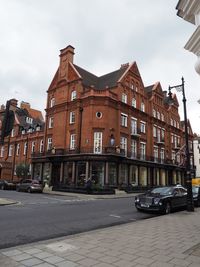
(168, 77, 194, 212)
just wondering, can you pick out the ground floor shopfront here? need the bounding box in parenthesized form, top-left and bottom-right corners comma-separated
(31, 154, 185, 190)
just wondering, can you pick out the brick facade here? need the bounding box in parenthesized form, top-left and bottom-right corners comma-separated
(0, 45, 195, 190)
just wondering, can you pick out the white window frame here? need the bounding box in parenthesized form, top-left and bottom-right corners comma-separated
(161, 113, 164, 121)
(140, 121, 146, 133)
(71, 90, 77, 101)
(121, 113, 128, 127)
(160, 148, 165, 163)
(9, 145, 13, 157)
(40, 139, 44, 153)
(49, 117, 54, 129)
(141, 102, 145, 112)
(23, 142, 28, 155)
(31, 141, 35, 153)
(131, 139, 137, 158)
(70, 111, 75, 124)
(154, 146, 159, 162)
(140, 142, 146, 160)
(153, 109, 156, 118)
(153, 125, 157, 137)
(131, 117, 137, 134)
(47, 138, 52, 151)
(122, 93, 127, 104)
(132, 98, 136, 108)
(120, 136, 127, 156)
(16, 144, 20, 156)
(70, 134, 76, 150)
(94, 132, 102, 154)
(0, 146, 4, 157)
(8, 145, 13, 157)
(50, 97, 55, 107)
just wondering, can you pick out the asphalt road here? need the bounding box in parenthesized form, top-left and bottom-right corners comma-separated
(0, 190, 156, 249)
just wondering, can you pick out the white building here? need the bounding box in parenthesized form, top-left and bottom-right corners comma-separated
(176, 0, 200, 75)
(193, 137, 200, 177)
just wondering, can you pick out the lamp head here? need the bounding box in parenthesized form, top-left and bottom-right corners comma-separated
(168, 86, 174, 105)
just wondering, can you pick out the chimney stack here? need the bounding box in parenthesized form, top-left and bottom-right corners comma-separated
(20, 101, 30, 111)
(59, 45, 75, 63)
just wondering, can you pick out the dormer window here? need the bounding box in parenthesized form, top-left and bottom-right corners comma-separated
(36, 124, 41, 131)
(26, 117, 33, 124)
(71, 90, 77, 101)
(28, 127, 33, 133)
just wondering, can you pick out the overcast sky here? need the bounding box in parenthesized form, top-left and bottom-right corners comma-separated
(0, 0, 199, 133)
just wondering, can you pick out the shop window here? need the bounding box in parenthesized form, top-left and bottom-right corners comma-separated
(108, 163, 117, 186)
(90, 162, 105, 186)
(140, 167, 147, 186)
(130, 166, 138, 186)
(119, 164, 128, 186)
(63, 162, 73, 185)
(43, 163, 51, 185)
(76, 161, 86, 186)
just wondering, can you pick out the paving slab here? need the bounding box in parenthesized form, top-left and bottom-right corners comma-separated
(0, 208, 200, 266)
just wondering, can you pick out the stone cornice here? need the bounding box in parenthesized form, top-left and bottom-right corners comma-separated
(177, 0, 200, 24)
(184, 26, 200, 55)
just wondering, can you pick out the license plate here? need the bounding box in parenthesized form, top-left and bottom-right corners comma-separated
(141, 203, 149, 208)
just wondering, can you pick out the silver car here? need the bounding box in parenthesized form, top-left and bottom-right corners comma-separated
(16, 179, 44, 193)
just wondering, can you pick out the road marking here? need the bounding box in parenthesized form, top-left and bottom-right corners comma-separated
(109, 214, 121, 218)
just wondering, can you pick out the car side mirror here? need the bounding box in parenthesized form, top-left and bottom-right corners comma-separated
(173, 191, 178, 196)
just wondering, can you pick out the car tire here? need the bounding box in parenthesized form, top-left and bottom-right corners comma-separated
(27, 188, 32, 193)
(164, 202, 171, 215)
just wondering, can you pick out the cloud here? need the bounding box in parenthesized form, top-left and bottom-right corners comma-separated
(0, 0, 199, 133)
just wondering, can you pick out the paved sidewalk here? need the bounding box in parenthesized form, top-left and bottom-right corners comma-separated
(1, 208, 200, 267)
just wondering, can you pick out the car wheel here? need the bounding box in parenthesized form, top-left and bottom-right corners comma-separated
(16, 187, 20, 192)
(0, 185, 5, 190)
(164, 202, 171, 215)
(27, 188, 32, 193)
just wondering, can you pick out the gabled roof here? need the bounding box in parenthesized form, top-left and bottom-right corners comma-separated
(73, 64, 129, 90)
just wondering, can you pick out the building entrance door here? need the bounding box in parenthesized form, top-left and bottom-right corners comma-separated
(51, 163, 61, 186)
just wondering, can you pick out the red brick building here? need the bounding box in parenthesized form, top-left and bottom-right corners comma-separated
(0, 45, 195, 189)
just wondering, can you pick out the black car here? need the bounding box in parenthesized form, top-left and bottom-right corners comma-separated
(135, 186, 187, 214)
(0, 179, 17, 190)
(192, 185, 200, 207)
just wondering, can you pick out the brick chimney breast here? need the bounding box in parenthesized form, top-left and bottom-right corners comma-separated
(59, 45, 75, 78)
(20, 101, 30, 111)
(60, 45, 75, 63)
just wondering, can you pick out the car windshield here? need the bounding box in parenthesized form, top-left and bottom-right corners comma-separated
(192, 187, 199, 194)
(150, 187, 173, 195)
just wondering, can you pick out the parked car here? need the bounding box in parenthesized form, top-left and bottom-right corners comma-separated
(0, 179, 17, 190)
(135, 185, 187, 214)
(192, 185, 200, 207)
(16, 179, 44, 193)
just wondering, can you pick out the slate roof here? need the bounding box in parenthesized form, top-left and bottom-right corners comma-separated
(15, 107, 44, 132)
(74, 64, 129, 90)
(144, 85, 154, 93)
